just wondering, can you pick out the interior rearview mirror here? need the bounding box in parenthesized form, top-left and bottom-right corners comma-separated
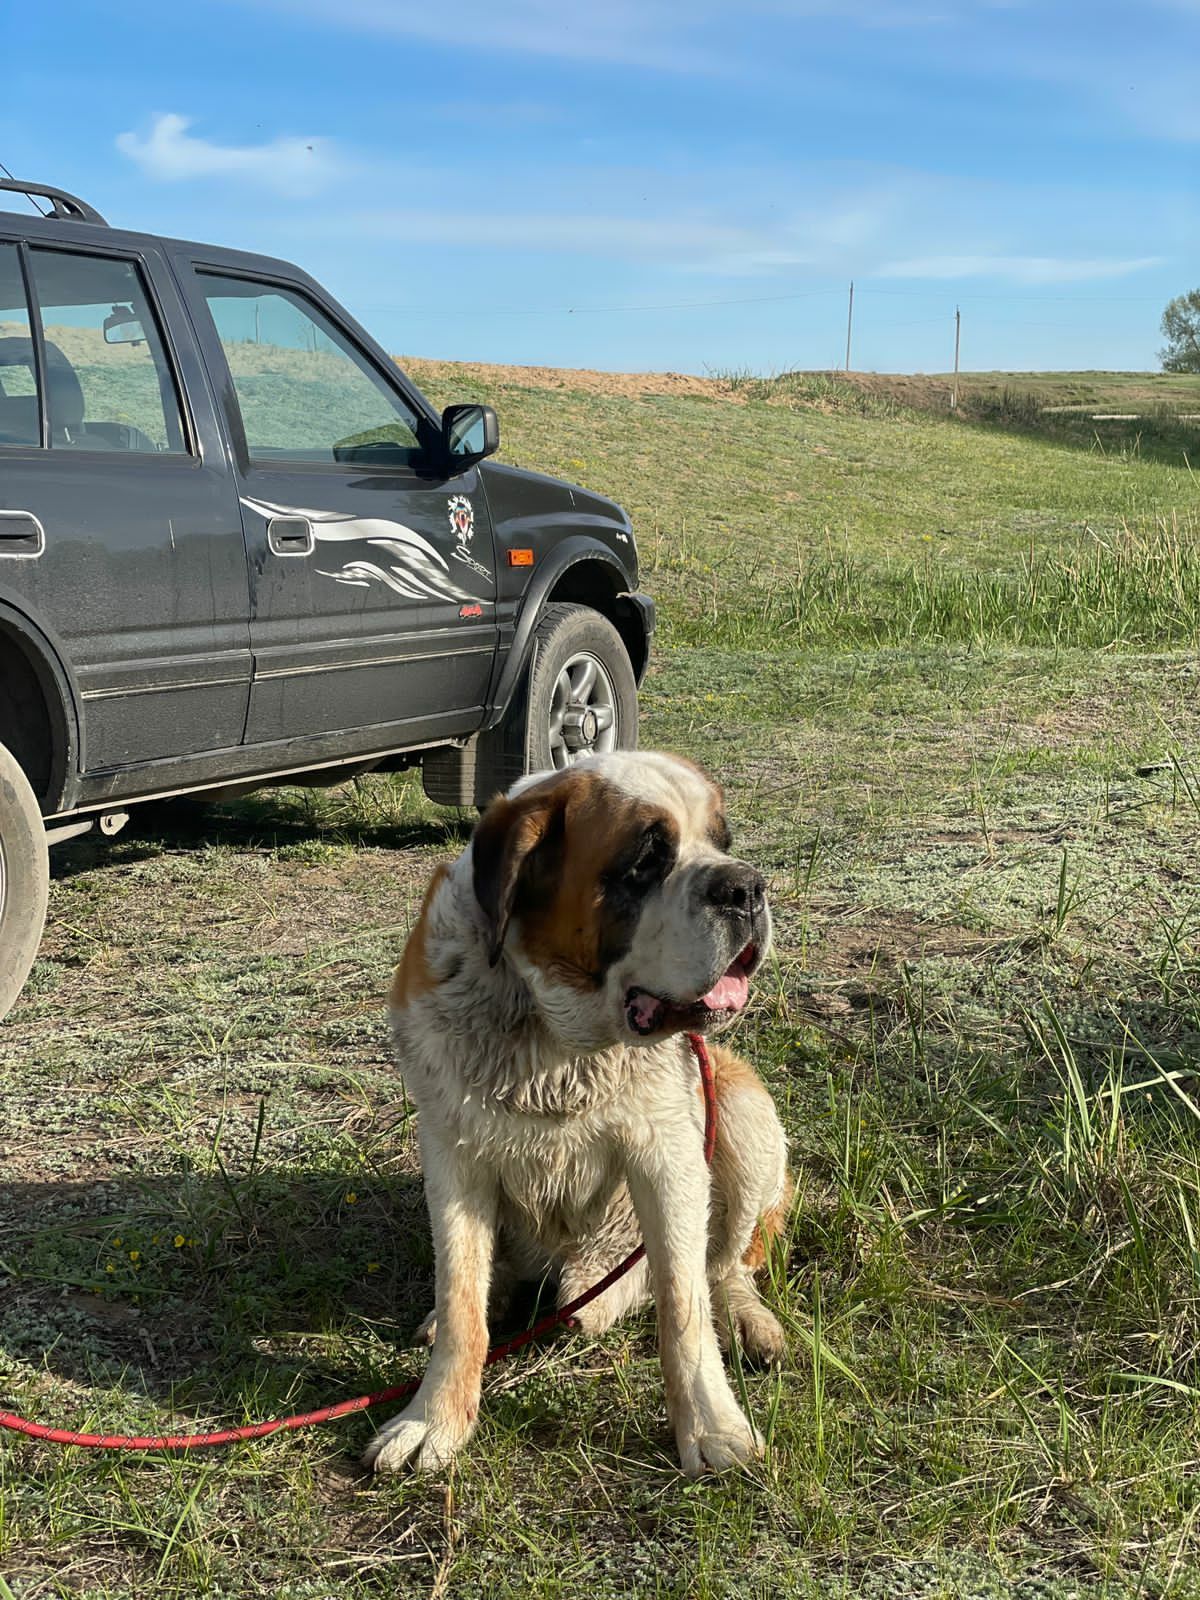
(103, 304, 146, 346)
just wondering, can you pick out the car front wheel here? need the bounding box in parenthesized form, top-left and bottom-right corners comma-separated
(522, 603, 638, 774)
(0, 741, 49, 1022)
(423, 602, 640, 807)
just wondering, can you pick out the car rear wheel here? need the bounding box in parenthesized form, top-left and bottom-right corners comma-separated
(0, 740, 49, 1021)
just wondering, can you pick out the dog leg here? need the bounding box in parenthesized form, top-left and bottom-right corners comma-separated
(704, 1044, 790, 1277)
(559, 1252, 651, 1335)
(714, 1265, 786, 1364)
(698, 1044, 790, 1366)
(412, 1252, 518, 1348)
(625, 1131, 762, 1477)
(557, 1184, 650, 1334)
(364, 1130, 497, 1474)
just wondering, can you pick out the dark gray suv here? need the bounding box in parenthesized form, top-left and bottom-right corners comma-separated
(0, 181, 653, 1019)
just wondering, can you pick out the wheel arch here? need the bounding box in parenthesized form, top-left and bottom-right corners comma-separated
(545, 560, 649, 683)
(486, 543, 648, 729)
(0, 602, 79, 815)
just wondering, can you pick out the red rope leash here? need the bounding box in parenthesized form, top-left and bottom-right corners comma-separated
(0, 1035, 717, 1452)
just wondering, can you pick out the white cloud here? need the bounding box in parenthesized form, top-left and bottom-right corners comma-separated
(877, 253, 1164, 284)
(236, 0, 1028, 67)
(116, 113, 340, 195)
(237, 0, 724, 70)
(357, 208, 755, 263)
(754, 0, 1031, 22)
(344, 170, 1170, 291)
(353, 190, 905, 274)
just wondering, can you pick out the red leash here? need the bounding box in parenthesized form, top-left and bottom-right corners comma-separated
(0, 1035, 716, 1452)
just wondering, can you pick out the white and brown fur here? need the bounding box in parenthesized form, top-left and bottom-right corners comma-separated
(363, 751, 791, 1478)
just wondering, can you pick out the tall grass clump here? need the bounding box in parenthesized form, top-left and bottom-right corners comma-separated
(657, 515, 1200, 651)
(959, 385, 1199, 467)
(960, 385, 1047, 431)
(710, 368, 907, 419)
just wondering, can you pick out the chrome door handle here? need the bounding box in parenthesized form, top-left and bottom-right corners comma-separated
(0, 510, 45, 558)
(267, 516, 315, 557)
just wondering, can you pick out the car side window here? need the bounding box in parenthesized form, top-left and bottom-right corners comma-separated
(26, 248, 187, 454)
(0, 242, 40, 448)
(198, 272, 428, 468)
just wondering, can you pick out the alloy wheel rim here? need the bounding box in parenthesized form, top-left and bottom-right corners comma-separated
(547, 652, 618, 770)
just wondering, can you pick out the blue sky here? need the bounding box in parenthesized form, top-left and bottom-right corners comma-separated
(3, 0, 1198, 374)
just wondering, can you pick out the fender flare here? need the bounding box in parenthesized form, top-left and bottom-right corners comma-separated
(484, 540, 643, 729)
(0, 597, 81, 814)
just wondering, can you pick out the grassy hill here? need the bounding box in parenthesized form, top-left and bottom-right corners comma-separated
(408, 355, 1200, 647)
(4, 360, 1200, 1597)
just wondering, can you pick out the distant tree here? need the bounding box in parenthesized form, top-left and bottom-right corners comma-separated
(1160, 289, 1200, 372)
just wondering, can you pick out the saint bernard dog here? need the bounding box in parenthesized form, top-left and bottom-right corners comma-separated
(363, 750, 791, 1478)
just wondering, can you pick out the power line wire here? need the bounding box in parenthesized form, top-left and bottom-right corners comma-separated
(567, 287, 845, 313)
(358, 279, 1167, 321)
(865, 286, 1164, 303)
(359, 285, 845, 317)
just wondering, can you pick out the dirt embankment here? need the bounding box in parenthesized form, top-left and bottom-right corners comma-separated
(399, 356, 732, 401)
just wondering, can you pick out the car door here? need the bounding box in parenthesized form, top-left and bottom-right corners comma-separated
(178, 261, 498, 748)
(0, 228, 251, 772)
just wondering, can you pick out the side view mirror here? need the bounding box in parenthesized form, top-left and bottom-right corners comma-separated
(103, 304, 146, 346)
(442, 403, 499, 464)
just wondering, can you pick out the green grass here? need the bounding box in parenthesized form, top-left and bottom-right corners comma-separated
(5, 362, 1200, 1596)
(732, 367, 1200, 470)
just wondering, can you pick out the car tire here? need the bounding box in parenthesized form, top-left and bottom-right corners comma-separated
(423, 604, 639, 808)
(514, 602, 639, 776)
(0, 740, 49, 1022)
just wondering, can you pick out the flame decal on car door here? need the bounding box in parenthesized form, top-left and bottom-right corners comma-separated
(240, 497, 488, 604)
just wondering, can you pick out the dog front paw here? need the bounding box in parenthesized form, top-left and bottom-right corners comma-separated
(674, 1395, 763, 1477)
(362, 1393, 474, 1474)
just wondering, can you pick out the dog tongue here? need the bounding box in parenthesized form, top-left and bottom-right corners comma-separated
(701, 967, 750, 1013)
(626, 956, 752, 1036)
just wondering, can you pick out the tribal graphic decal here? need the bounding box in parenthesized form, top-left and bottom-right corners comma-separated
(447, 493, 492, 582)
(448, 494, 474, 543)
(241, 497, 492, 604)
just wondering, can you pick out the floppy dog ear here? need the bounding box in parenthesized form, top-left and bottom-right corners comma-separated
(472, 788, 565, 966)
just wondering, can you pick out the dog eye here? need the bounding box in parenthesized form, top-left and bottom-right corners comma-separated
(626, 853, 661, 887)
(625, 850, 661, 888)
(610, 827, 674, 895)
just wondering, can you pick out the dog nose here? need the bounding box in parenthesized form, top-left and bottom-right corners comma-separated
(703, 864, 766, 920)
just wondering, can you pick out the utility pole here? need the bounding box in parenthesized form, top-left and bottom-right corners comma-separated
(845, 280, 854, 373)
(951, 305, 961, 408)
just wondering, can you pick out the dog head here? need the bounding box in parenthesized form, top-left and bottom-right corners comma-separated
(470, 751, 770, 1050)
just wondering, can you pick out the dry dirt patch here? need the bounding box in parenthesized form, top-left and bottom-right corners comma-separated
(400, 355, 733, 402)
(812, 906, 990, 977)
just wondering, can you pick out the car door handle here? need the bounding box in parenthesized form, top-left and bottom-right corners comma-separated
(0, 510, 45, 558)
(267, 516, 315, 557)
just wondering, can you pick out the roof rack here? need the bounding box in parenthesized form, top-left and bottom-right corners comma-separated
(0, 180, 108, 226)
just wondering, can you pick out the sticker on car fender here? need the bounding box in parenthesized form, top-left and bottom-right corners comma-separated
(447, 495, 492, 582)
